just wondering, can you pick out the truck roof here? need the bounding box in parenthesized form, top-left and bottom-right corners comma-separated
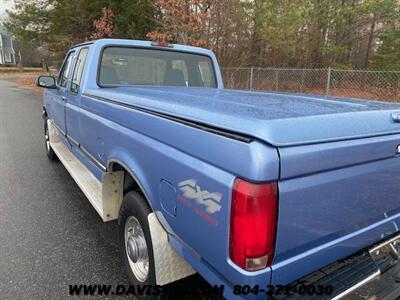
(70, 39, 215, 57)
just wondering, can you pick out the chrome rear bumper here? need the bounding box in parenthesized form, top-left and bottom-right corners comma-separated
(274, 233, 400, 300)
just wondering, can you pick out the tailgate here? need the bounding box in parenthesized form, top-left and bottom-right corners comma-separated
(271, 134, 400, 285)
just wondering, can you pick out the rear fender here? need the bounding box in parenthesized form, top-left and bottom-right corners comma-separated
(106, 151, 196, 285)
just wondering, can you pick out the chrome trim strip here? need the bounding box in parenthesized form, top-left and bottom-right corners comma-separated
(80, 146, 107, 172)
(331, 270, 380, 300)
(66, 134, 80, 147)
(50, 120, 106, 172)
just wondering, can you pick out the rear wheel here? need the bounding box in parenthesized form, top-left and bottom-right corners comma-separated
(118, 191, 157, 298)
(44, 118, 57, 161)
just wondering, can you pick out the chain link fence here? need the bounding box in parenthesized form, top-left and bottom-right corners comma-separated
(222, 67, 400, 102)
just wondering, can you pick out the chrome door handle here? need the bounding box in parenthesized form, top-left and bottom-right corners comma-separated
(62, 96, 67, 102)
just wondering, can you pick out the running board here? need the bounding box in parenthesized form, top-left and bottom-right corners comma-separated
(48, 120, 123, 222)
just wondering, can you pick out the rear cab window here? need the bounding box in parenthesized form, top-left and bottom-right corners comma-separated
(98, 47, 216, 88)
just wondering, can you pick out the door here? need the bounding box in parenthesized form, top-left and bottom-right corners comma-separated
(66, 47, 89, 147)
(52, 51, 75, 134)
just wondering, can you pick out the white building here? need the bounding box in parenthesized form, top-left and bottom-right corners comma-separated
(0, 24, 16, 65)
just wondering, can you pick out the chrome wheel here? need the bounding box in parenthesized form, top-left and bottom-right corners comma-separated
(124, 216, 149, 282)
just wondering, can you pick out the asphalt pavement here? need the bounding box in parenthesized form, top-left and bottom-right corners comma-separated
(0, 79, 212, 300)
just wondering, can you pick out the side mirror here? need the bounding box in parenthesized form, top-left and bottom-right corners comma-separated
(36, 75, 57, 89)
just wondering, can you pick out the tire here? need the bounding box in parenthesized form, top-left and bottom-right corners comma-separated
(44, 118, 58, 161)
(118, 191, 157, 298)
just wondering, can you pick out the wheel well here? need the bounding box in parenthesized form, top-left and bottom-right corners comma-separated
(110, 162, 141, 196)
(103, 162, 153, 220)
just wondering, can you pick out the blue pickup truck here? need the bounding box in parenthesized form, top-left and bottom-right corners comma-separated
(36, 39, 400, 299)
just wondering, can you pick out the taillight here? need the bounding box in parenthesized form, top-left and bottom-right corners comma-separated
(229, 178, 278, 271)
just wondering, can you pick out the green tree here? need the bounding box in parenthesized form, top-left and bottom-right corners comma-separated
(362, 0, 399, 68)
(5, 0, 156, 63)
(111, 0, 155, 39)
(373, 25, 400, 69)
(5, 0, 50, 49)
(5, 0, 400, 69)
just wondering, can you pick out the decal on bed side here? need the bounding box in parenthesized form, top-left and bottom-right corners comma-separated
(178, 179, 222, 214)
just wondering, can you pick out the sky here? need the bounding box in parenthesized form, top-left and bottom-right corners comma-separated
(0, 0, 14, 20)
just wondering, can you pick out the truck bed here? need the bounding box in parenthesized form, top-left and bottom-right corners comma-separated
(85, 86, 400, 146)
(84, 86, 400, 289)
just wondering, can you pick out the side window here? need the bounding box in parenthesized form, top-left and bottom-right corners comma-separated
(70, 48, 89, 94)
(57, 51, 75, 88)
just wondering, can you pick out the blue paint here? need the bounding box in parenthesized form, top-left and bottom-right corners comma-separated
(42, 39, 400, 297)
